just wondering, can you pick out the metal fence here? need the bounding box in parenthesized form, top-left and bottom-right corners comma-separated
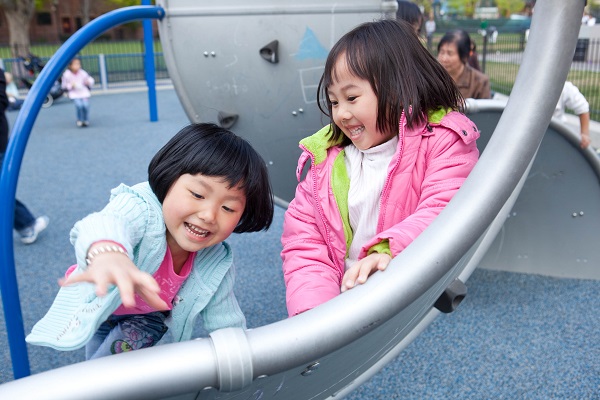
(0, 40, 170, 92)
(1, 53, 170, 91)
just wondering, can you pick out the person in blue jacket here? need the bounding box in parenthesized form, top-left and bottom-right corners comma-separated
(0, 66, 49, 244)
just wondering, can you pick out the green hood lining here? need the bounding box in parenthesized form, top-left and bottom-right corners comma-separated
(300, 107, 450, 258)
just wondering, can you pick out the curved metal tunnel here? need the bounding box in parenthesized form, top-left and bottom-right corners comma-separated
(468, 100, 600, 281)
(0, 0, 592, 399)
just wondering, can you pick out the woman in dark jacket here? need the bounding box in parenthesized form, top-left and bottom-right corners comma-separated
(437, 30, 491, 99)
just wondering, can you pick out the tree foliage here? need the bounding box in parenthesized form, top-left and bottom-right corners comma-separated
(495, 0, 525, 17)
(447, 0, 479, 18)
(108, 0, 150, 6)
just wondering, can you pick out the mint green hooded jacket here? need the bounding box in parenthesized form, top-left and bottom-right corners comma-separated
(26, 182, 245, 351)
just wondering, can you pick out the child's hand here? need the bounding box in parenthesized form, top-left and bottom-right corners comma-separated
(341, 253, 392, 292)
(60, 250, 168, 311)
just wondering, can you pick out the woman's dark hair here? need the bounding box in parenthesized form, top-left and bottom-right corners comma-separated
(396, 1, 423, 34)
(148, 123, 274, 233)
(437, 29, 472, 64)
(317, 19, 463, 146)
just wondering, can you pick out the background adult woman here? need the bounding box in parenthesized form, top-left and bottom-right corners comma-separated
(437, 30, 491, 100)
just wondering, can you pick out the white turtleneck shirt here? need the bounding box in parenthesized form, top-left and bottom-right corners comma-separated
(344, 135, 398, 271)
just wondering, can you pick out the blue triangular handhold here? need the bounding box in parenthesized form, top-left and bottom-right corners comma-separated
(296, 27, 329, 60)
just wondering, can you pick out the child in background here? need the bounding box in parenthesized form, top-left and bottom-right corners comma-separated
(61, 58, 94, 127)
(281, 19, 480, 317)
(554, 81, 591, 149)
(4, 71, 24, 111)
(27, 123, 274, 359)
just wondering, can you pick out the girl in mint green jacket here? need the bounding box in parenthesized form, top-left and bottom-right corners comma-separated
(27, 123, 274, 359)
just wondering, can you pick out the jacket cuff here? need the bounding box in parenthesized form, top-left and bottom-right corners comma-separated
(70, 212, 134, 269)
(367, 239, 392, 257)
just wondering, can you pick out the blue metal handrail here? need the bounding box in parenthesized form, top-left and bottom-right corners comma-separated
(0, 5, 165, 380)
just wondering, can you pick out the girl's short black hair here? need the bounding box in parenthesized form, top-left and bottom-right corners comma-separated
(317, 19, 463, 146)
(148, 123, 274, 233)
(437, 29, 472, 64)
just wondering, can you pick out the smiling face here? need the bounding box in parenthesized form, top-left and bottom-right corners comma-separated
(162, 174, 246, 259)
(327, 56, 396, 151)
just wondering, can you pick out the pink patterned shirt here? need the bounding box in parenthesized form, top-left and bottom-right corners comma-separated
(113, 247, 194, 315)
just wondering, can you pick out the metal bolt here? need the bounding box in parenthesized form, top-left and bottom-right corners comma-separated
(211, 51, 216, 57)
(292, 111, 297, 116)
(298, 108, 304, 113)
(579, 211, 584, 216)
(203, 51, 209, 57)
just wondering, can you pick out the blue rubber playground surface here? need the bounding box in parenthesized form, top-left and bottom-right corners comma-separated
(1, 87, 599, 399)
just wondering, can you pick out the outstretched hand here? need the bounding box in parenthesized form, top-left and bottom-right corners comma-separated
(341, 253, 392, 292)
(60, 250, 168, 311)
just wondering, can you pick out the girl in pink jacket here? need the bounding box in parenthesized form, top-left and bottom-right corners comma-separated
(61, 58, 95, 127)
(281, 19, 480, 317)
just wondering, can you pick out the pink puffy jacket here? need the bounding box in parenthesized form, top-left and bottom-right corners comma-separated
(281, 111, 480, 316)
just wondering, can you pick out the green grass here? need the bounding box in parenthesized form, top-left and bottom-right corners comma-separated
(0, 40, 163, 59)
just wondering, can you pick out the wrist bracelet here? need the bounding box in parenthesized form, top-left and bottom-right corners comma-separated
(86, 244, 128, 265)
(90, 240, 126, 252)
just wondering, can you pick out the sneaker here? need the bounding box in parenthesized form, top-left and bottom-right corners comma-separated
(82, 121, 89, 127)
(19, 216, 49, 244)
(76, 121, 83, 127)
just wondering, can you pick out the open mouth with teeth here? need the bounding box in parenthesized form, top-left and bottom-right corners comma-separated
(348, 126, 365, 136)
(185, 222, 210, 238)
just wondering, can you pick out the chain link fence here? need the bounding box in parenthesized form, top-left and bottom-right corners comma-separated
(0, 40, 170, 92)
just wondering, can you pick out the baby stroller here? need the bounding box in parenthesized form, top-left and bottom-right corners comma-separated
(20, 54, 65, 108)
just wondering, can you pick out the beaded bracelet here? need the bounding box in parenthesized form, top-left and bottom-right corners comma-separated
(86, 244, 128, 266)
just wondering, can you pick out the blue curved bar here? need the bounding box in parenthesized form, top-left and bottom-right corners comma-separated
(0, 5, 165, 379)
(142, 0, 158, 122)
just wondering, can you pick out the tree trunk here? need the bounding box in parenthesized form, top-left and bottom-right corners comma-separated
(0, 0, 35, 58)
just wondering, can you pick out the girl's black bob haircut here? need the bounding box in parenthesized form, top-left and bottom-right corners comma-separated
(148, 123, 274, 233)
(317, 19, 464, 147)
(437, 29, 472, 64)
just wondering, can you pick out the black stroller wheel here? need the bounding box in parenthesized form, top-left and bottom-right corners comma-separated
(42, 94, 53, 108)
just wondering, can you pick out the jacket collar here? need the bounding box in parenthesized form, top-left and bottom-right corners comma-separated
(299, 108, 451, 165)
(299, 125, 343, 165)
